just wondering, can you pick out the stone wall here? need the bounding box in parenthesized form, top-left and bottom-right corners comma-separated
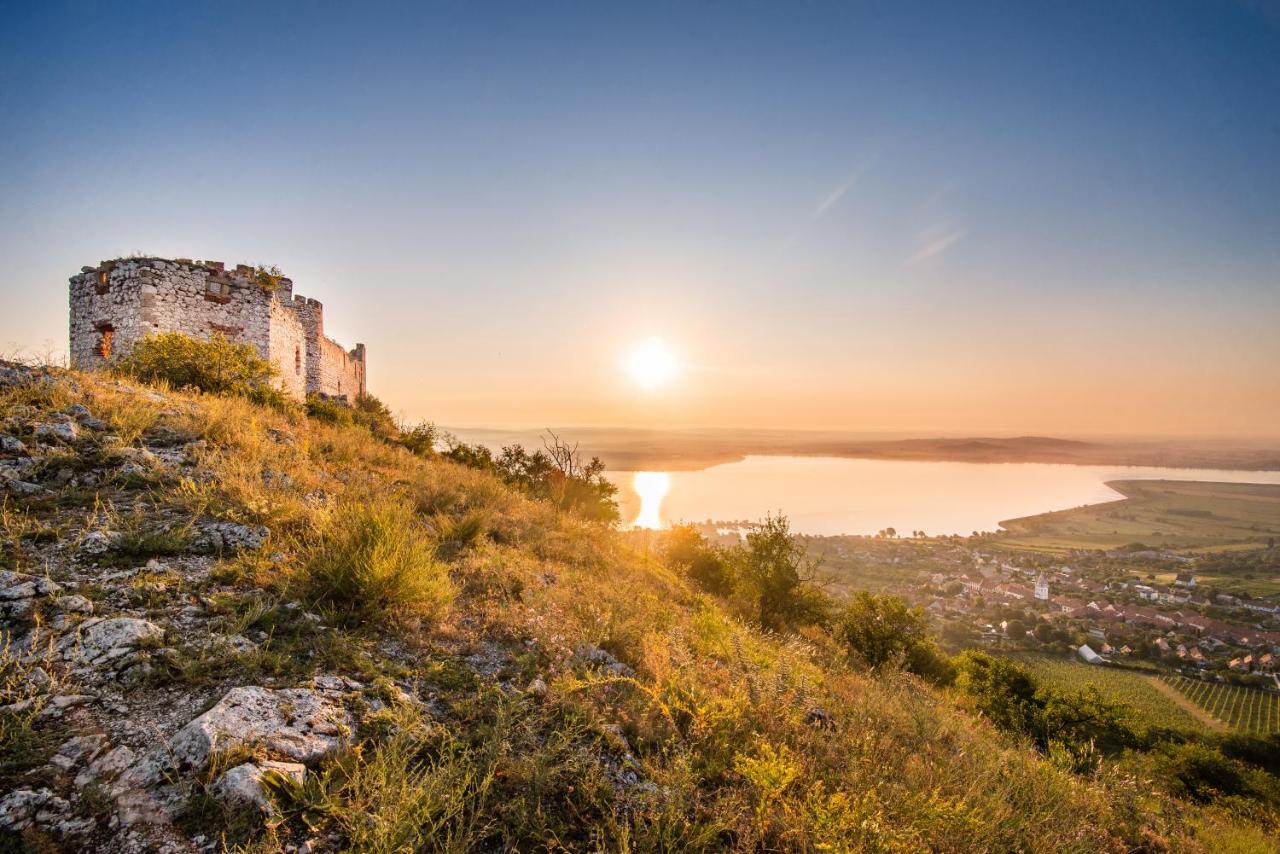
(316, 337, 366, 401)
(68, 257, 365, 403)
(267, 300, 307, 401)
(288, 296, 365, 401)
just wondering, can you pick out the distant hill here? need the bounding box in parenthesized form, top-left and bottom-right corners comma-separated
(448, 426, 1280, 472)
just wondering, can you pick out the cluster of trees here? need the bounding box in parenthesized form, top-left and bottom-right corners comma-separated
(664, 520, 949, 679)
(441, 432, 619, 523)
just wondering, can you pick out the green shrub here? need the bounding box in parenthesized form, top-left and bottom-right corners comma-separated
(306, 393, 399, 441)
(116, 332, 290, 408)
(305, 394, 355, 426)
(664, 524, 734, 596)
(836, 592, 927, 669)
(353, 393, 398, 440)
(730, 514, 829, 631)
(302, 500, 453, 629)
(953, 650, 1043, 737)
(398, 422, 440, 458)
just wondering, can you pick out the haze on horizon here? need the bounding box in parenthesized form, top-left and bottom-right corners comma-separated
(2, 2, 1278, 439)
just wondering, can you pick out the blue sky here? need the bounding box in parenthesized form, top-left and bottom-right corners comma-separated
(2, 1, 1278, 435)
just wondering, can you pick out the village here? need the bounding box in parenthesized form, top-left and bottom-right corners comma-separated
(797, 533, 1280, 690)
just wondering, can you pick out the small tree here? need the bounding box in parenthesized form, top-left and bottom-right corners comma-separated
(538, 430, 618, 523)
(732, 514, 828, 631)
(836, 592, 929, 669)
(954, 651, 1041, 736)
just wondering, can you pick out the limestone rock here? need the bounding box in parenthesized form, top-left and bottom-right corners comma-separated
(0, 434, 26, 454)
(77, 530, 117, 556)
(59, 617, 165, 670)
(54, 594, 94, 615)
(49, 734, 107, 771)
(201, 633, 257, 657)
(170, 685, 352, 768)
(0, 569, 63, 600)
(33, 420, 78, 443)
(65, 403, 108, 431)
(0, 364, 33, 389)
(0, 787, 68, 832)
(214, 760, 306, 813)
(191, 521, 269, 553)
(0, 569, 63, 620)
(575, 643, 636, 678)
(0, 476, 42, 496)
(75, 744, 137, 788)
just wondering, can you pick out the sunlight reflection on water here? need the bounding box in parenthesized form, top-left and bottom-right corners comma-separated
(631, 471, 670, 529)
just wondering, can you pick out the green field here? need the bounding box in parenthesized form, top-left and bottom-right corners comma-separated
(1159, 674, 1280, 734)
(998, 480, 1280, 560)
(1006, 654, 1212, 733)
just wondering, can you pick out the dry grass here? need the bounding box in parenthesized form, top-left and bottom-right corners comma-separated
(5, 365, 1277, 851)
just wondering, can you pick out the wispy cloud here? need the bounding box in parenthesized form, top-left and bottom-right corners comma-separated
(810, 174, 859, 223)
(776, 159, 876, 254)
(906, 229, 963, 265)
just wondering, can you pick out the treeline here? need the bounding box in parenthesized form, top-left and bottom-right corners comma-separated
(665, 521, 1280, 817)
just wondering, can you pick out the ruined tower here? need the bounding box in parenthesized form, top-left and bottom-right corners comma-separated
(68, 257, 366, 402)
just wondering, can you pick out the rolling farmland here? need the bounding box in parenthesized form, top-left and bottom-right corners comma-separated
(1159, 674, 1280, 734)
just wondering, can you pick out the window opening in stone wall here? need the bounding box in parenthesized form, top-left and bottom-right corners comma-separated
(205, 276, 232, 304)
(295, 346, 302, 375)
(96, 270, 110, 295)
(95, 324, 114, 360)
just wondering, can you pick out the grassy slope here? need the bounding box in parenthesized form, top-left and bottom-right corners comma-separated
(997, 480, 1280, 558)
(4, 369, 1275, 852)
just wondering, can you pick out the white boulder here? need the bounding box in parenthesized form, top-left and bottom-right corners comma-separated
(170, 686, 351, 768)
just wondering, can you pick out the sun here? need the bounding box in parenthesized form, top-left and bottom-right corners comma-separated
(626, 337, 679, 390)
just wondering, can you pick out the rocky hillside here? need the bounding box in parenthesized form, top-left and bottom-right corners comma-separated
(0, 361, 1273, 852)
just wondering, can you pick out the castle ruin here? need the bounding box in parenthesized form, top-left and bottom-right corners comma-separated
(68, 257, 366, 402)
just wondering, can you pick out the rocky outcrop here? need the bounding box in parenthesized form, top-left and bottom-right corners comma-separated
(0, 569, 63, 620)
(170, 686, 353, 769)
(58, 617, 165, 674)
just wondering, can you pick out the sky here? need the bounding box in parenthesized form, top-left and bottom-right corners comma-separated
(2, 1, 1278, 438)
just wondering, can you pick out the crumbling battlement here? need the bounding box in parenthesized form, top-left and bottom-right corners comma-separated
(68, 257, 366, 402)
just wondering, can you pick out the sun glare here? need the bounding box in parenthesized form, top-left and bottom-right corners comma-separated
(627, 337, 679, 390)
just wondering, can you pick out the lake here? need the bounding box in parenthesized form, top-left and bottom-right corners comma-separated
(606, 456, 1280, 536)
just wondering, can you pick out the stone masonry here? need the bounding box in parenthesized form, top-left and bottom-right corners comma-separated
(69, 257, 366, 402)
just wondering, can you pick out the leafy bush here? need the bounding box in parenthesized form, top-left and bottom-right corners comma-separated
(352, 393, 398, 441)
(305, 394, 355, 426)
(953, 651, 1044, 737)
(302, 500, 453, 629)
(117, 332, 291, 408)
(664, 524, 733, 595)
(306, 393, 398, 441)
(398, 422, 440, 458)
